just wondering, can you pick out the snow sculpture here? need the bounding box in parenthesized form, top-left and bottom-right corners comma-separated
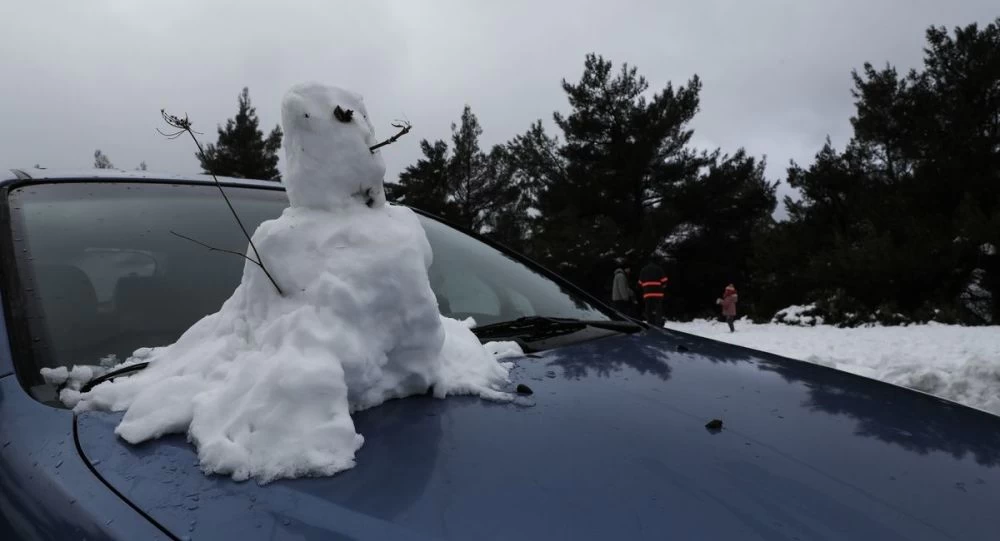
(56, 83, 513, 483)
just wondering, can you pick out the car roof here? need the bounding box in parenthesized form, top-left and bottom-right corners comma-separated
(1, 167, 282, 190)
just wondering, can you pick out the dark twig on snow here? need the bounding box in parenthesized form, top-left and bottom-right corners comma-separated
(369, 121, 412, 153)
(160, 109, 284, 296)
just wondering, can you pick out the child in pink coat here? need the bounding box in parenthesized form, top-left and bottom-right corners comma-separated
(718, 284, 738, 332)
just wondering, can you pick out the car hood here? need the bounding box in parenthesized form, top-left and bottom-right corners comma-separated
(75, 329, 1000, 540)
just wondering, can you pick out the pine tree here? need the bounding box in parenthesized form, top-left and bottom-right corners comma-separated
(755, 18, 1000, 323)
(530, 54, 705, 296)
(502, 121, 566, 257)
(94, 149, 114, 169)
(447, 106, 521, 233)
(386, 139, 453, 218)
(664, 150, 777, 318)
(136, 161, 148, 171)
(479, 145, 533, 251)
(388, 106, 527, 245)
(198, 87, 283, 180)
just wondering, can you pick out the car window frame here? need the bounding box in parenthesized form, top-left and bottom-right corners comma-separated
(0, 177, 632, 395)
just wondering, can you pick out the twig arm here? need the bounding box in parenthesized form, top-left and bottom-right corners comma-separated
(171, 231, 260, 263)
(369, 121, 412, 153)
(160, 110, 284, 296)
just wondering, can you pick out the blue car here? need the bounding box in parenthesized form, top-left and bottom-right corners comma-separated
(2, 169, 998, 540)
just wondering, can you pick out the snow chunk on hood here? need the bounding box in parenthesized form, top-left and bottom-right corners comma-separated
(62, 84, 513, 484)
(484, 341, 524, 359)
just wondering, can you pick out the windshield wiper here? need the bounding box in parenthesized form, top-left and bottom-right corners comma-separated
(77, 319, 638, 389)
(471, 316, 642, 341)
(80, 362, 149, 393)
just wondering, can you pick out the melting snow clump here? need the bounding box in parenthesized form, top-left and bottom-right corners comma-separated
(771, 304, 824, 326)
(60, 83, 513, 483)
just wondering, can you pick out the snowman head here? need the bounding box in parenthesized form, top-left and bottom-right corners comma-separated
(281, 83, 387, 210)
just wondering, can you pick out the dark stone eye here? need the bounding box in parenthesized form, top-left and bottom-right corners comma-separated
(334, 106, 354, 123)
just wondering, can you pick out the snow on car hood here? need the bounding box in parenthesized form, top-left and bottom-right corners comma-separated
(74, 330, 1000, 541)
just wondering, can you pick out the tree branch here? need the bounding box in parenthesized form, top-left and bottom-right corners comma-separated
(370, 121, 412, 153)
(170, 231, 262, 265)
(160, 110, 284, 296)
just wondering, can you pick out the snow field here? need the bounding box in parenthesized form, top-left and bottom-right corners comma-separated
(666, 318, 1000, 417)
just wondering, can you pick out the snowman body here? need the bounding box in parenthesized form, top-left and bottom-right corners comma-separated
(63, 83, 510, 484)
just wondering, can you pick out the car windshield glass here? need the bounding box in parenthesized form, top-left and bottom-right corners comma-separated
(5, 181, 611, 398)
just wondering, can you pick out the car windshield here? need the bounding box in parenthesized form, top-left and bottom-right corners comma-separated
(5, 181, 612, 396)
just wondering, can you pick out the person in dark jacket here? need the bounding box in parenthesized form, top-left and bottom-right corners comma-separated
(638, 261, 668, 326)
(611, 266, 635, 315)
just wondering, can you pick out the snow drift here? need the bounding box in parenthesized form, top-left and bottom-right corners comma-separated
(667, 318, 1000, 417)
(53, 83, 513, 483)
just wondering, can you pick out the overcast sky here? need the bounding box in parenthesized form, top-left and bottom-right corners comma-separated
(2, 1, 997, 212)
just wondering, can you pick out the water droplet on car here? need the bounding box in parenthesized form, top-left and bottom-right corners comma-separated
(282, 518, 291, 526)
(55, 460, 63, 468)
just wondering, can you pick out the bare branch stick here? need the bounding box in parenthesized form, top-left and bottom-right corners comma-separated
(369, 121, 412, 153)
(170, 231, 263, 265)
(160, 110, 284, 296)
(156, 128, 187, 140)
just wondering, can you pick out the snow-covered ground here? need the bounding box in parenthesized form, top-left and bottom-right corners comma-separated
(666, 318, 1000, 417)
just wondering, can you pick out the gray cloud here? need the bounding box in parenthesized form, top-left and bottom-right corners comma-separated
(2, 0, 997, 215)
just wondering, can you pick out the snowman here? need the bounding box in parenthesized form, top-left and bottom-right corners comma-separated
(58, 83, 512, 484)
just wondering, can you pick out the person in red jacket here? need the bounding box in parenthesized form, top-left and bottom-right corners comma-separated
(718, 284, 738, 332)
(638, 261, 668, 326)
